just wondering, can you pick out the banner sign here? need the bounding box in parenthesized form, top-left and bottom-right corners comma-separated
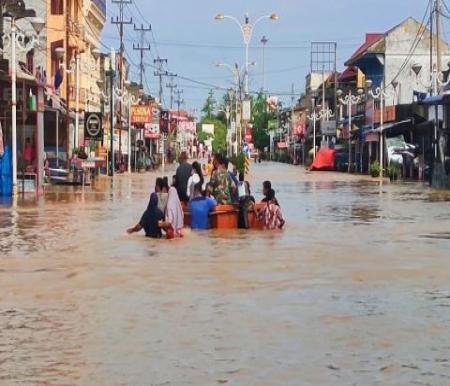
(242, 99, 252, 121)
(84, 112, 103, 140)
(131, 104, 152, 125)
(321, 120, 337, 136)
(178, 121, 196, 132)
(145, 123, 160, 139)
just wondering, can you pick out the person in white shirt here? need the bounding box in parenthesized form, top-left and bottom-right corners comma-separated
(186, 161, 204, 199)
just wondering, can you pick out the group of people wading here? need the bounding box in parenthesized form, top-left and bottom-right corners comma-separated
(127, 152, 285, 239)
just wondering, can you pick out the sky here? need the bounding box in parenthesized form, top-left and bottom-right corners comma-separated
(102, 0, 436, 116)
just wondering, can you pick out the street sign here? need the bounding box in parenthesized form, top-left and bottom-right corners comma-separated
(84, 112, 103, 140)
(321, 120, 337, 136)
(242, 99, 252, 121)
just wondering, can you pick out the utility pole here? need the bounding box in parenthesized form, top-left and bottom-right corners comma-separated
(133, 23, 151, 89)
(109, 49, 116, 177)
(291, 83, 295, 163)
(322, 66, 326, 118)
(175, 89, 184, 111)
(436, 0, 442, 73)
(154, 56, 168, 104)
(111, 0, 133, 167)
(175, 89, 184, 150)
(166, 75, 178, 109)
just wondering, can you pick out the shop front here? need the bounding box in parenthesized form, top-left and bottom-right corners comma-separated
(0, 71, 45, 195)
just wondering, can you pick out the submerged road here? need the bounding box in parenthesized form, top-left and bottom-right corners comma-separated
(1, 162, 450, 385)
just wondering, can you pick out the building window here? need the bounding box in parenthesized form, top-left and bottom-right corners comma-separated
(51, 0, 64, 15)
(26, 50, 34, 73)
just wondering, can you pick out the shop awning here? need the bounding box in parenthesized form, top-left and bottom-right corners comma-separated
(368, 119, 412, 133)
(340, 114, 365, 125)
(421, 95, 443, 106)
(277, 141, 288, 149)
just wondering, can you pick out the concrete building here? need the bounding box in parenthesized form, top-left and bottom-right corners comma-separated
(346, 17, 450, 106)
(343, 17, 450, 178)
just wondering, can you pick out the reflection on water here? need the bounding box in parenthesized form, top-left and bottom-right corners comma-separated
(1, 162, 450, 385)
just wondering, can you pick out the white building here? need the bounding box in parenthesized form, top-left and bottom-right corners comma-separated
(346, 17, 450, 106)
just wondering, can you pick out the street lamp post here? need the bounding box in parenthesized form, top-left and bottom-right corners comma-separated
(215, 12, 278, 95)
(261, 35, 268, 93)
(217, 105, 231, 155)
(369, 86, 394, 179)
(307, 101, 334, 160)
(54, 47, 80, 153)
(1, 16, 44, 195)
(337, 88, 364, 173)
(102, 85, 130, 173)
(216, 61, 256, 153)
(123, 91, 139, 174)
(100, 50, 136, 176)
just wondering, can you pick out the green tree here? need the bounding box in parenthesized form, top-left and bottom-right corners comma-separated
(197, 130, 212, 144)
(251, 91, 275, 150)
(199, 117, 227, 154)
(201, 90, 216, 119)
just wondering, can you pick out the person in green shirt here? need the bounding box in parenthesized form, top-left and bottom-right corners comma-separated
(209, 154, 233, 205)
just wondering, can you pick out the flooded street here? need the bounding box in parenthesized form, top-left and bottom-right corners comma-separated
(1, 162, 450, 386)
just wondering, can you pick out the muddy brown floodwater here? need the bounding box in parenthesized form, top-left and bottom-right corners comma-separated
(1, 162, 450, 386)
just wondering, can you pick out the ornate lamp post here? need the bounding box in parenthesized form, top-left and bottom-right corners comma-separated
(216, 61, 256, 152)
(307, 97, 334, 160)
(214, 12, 278, 95)
(368, 82, 395, 179)
(337, 87, 364, 173)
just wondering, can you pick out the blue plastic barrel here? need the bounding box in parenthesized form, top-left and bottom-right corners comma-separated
(0, 145, 12, 196)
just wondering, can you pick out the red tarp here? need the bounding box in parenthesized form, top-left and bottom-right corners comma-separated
(310, 148, 336, 171)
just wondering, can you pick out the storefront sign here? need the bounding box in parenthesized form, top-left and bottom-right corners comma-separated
(81, 161, 96, 168)
(365, 131, 379, 142)
(374, 105, 396, 124)
(131, 104, 152, 125)
(321, 120, 337, 136)
(293, 123, 306, 136)
(84, 112, 103, 140)
(144, 123, 160, 139)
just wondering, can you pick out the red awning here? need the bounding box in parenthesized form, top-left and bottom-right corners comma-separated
(277, 141, 288, 149)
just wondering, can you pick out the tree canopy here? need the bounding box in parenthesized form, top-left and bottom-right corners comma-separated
(251, 92, 276, 150)
(201, 90, 216, 119)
